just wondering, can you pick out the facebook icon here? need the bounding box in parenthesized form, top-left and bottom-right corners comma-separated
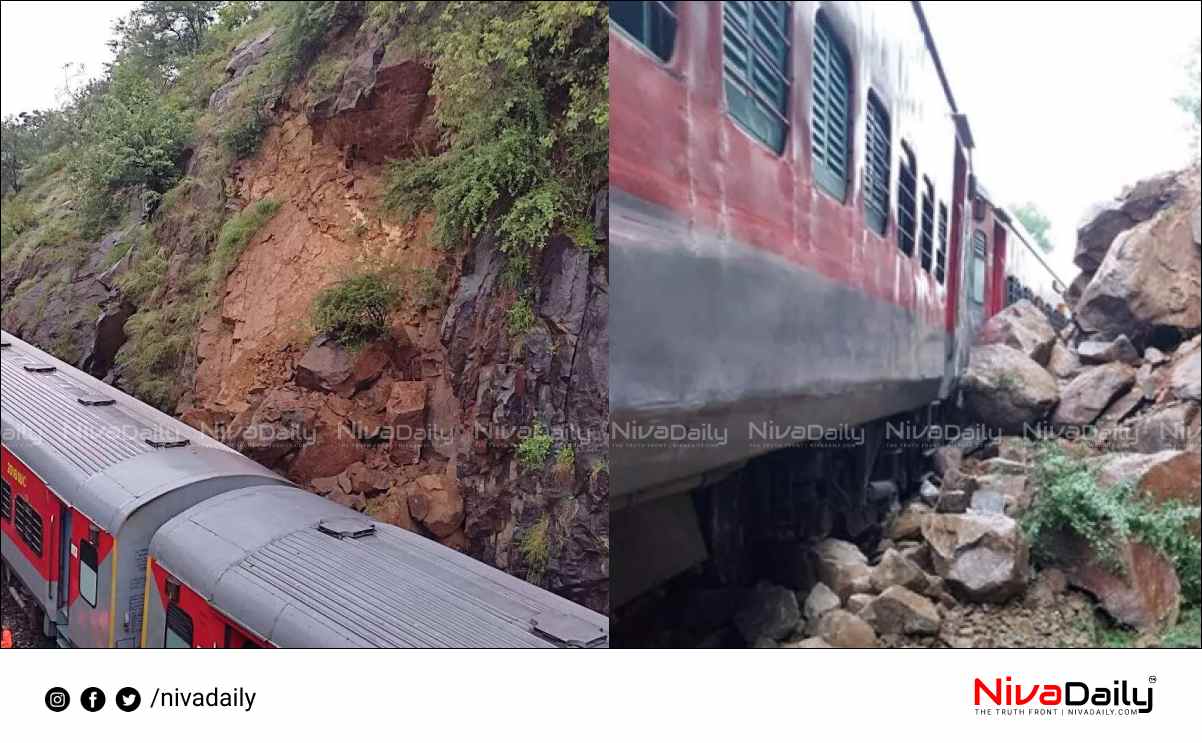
(80, 687, 106, 712)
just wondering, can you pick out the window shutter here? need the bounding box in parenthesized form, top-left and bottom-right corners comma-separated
(936, 202, 949, 283)
(863, 94, 890, 234)
(612, 2, 679, 62)
(812, 15, 851, 200)
(919, 177, 935, 272)
(724, 2, 791, 153)
(897, 145, 918, 256)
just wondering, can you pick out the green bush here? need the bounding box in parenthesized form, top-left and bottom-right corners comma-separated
(1025, 443, 1202, 604)
(221, 105, 268, 159)
(209, 198, 280, 288)
(69, 67, 193, 234)
(516, 423, 554, 471)
(505, 293, 536, 337)
(311, 272, 401, 346)
(518, 514, 551, 574)
(381, 2, 607, 278)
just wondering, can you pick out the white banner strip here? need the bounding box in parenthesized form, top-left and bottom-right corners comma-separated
(0, 649, 1197, 740)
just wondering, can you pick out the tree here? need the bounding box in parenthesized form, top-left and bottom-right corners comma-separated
(1012, 202, 1054, 254)
(109, 1, 223, 76)
(1175, 39, 1200, 160)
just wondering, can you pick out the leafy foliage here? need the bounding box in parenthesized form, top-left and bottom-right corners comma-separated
(311, 272, 401, 346)
(1176, 39, 1201, 159)
(505, 292, 536, 337)
(381, 1, 608, 279)
(209, 198, 280, 288)
(1025, 443, 1201, 603)
(518, 514, 551, 576)
(516, 422, 554, 471)
(69, 67, 194, 234)
(1011, 202, 1054, 253)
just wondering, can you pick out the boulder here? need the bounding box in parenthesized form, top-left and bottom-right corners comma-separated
(922, 512, 1029, 603)
(859, 586, 941, 636)
(887, 502, 932, 541)
(734, 584, 802, 643)
(1078, 334, 1140, 365)
(344, 461, 390, 495)
(846, 593, 874, 614)
(1095, 450, 1201, 536)
(1046, 341, 1083, 379)
(1073, 172, 1179, 273)
(1168, 346, 1200, 402)
(870, 548, 929, 593)
(980, 458, 1029, 476)
(812, 539, 872, 601)
(371, 489, 416, 531)
(1144, 347, 1169, 366)
(802, 583, 841, 623)
(1075, 212, 1201, 345)
(1075, 201, 1134, 273)
(931, 446, 963, 478)
(782, 637, 833, 649)
(406, 474, 464, 538)
(1024, 568, 1068, 609)
(974, 300, 1057, 365)
(1052, 362, 1135, 428)
(969, 473, 1030, 516)
(962, 344, 1059, 434)
(1064, 270, 1092, 306)
(385, 380, 427, 465)
(815, 609, 879, 648)
(1128, 403, 1200, 453)
(1044, 530, 1180, 631)
(1096, 386, 1145, 428)
(936, 489, 969, 514)
(295, 336, 355, 393)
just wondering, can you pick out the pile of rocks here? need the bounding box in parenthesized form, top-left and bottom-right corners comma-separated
(949, 167, 1202, 637)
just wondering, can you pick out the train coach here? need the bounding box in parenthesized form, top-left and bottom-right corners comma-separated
(0, 330, 608, 647)
(608, 1, 1065, 612)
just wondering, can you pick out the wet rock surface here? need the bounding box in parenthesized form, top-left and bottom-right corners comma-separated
(961, 344, 1059, 433)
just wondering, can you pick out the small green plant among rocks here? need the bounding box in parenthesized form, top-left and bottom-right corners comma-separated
(311, 272, 401, 347)
(553, 445, 575, 482)
(506, 292, 536, 337)
(1025, 442, 1201, 604)
(518, 514, 551, 577)
(209, 198, 280, 288)
(516, 423, 554, 471)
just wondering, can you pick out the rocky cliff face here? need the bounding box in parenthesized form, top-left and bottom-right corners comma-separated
(0, 15, 609, 613)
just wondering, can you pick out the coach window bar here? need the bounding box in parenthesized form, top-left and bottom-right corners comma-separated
(863, 91, 891, 234)
(970, 229, 988, 304)
(811, 10, 853, 199)
(897, 143, 918, 256)
(78, 534, 99, 607)
(723, 1, 791, 153)
(611, 1, 678, 61)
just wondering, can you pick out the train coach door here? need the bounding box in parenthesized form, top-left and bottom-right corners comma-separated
(56, 503, 71, 624)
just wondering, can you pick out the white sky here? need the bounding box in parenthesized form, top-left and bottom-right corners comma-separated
(923, 0, 1200, 282)
(1, 1, 1199, 283)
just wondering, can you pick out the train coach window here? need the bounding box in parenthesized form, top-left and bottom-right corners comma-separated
(78, 538, 98, 607)
(919, 177, 936, 272)
(936, 202, 949, 283)
(13, 497, 43, 557)
(165, 604, 194, 649)
(863, 92, 891, 234)
(0, 479, 11, 521)
(811, 12, 852, 200)
(970, 230, 988, 304)
(897, 144, 918, 256)
(611, 1, 678, 61)
(723, 1, 791, 153)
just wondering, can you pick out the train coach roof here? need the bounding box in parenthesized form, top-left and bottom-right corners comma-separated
(0, 330, 281, 532)
(150, 485, 610, 648)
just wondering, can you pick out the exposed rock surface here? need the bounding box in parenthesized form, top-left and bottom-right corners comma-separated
(734, 585, 802, 643)
(1078, 334, 1140, 365)
(802, 583, 841, 623)
(1052, 362, 1135, 428)
(812, 539, 872, 601)
(922, 512, 1029, 603)
(859, 586, 941, 636)
(974, 300, 1057, 365)
(961, 344, 1059, 434)
(815, 609, 879, 648)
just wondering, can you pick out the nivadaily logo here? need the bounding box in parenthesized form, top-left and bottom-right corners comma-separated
(973, 675, 1155, 716)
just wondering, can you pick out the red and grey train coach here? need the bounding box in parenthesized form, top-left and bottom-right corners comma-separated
(608, 1, 1064, 608)
(1, 330, 608, 648)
